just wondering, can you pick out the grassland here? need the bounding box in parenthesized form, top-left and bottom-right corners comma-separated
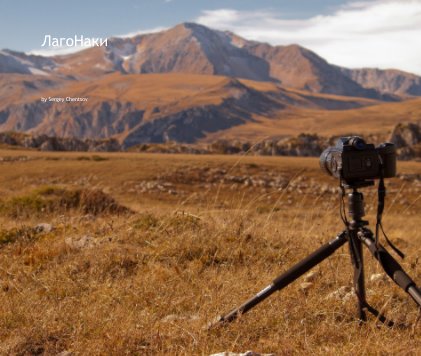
(0, 148, 420, 355)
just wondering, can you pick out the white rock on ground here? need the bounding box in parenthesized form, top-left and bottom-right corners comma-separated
(326, 286, 353, 302)
(370, 273, 388, 283)
(300, 282, 314, 291)
(303, 270, 319, 282)
(34, 223, 53, 233)
(64, 235, 96, 249)
(161, 314, 200, 322)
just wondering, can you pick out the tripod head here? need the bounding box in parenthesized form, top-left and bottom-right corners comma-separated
(340, 180, 374, 228)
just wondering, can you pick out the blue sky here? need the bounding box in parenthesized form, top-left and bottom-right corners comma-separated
(1, 0, 420, 74)
(0, 0, 349, 51)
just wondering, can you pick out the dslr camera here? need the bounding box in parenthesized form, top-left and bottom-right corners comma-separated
(320, 136, 396, 184)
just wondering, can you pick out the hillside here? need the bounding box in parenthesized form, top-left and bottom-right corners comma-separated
(0, 73, 385, 147)
(204, 96, 421, 142)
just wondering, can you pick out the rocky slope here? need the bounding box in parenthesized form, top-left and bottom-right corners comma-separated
(0, 50, 57, 75)
(231, 40, 390, 99)
(4, 122, 421, 161)
(0, 131, 121, 151)
(341, 68, 421, 96)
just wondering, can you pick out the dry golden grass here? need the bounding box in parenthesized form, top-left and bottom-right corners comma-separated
(204, 97, 421, 143)
(0, 149, 420, 355)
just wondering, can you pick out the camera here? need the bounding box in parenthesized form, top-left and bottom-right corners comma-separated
(320, 136, 396, 183)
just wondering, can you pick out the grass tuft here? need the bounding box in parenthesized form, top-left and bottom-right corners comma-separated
(0, 186, 131, 218)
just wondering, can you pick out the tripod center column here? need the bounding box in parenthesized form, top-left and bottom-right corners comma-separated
(348, 190, 365, 223)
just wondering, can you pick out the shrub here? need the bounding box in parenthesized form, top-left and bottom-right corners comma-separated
(0, 187, 131, 218)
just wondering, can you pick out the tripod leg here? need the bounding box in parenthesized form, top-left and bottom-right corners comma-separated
(208, 231, 348, 328)
(348, 232, 367, 322)
(359, 229, 421, 308)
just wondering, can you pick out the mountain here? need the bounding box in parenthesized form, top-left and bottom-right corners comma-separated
(340, 68, 421, 96)
(0, 22, 420, 147)
(0, 73, 380, 147)
(50, 24, 403, 99)
(0, 49, 57, 75)
(53, 23, 271, 81)
(223, 37, 387, 99)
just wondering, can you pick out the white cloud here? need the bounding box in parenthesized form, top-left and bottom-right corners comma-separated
(196, 0, 421, 75)
(116, 26, 168, 39)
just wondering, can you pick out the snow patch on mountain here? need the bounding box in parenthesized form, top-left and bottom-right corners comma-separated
(28, 68, 49, 76)
(0, 50, 57, 75)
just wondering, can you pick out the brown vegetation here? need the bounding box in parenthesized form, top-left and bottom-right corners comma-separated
(0, 186, 131, 218)
(0, 149, 420, 354)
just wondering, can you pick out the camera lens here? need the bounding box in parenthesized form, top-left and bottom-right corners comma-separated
(320, 147, 341, 178)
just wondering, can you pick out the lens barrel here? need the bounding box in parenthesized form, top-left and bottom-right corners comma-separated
(319, 147, 341, 178)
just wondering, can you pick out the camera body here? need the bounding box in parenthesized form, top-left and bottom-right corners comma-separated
(320, 136, 396, 183)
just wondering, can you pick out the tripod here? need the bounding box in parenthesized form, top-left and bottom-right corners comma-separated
(209, 182, 421, 328)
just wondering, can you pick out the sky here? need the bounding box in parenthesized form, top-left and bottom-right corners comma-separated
(0, 0, 420, 74)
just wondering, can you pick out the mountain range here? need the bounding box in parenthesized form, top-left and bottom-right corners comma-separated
(0, 22, 420, 147)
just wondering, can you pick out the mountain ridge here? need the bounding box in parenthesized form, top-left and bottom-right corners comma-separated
(1, 23, 420, 97)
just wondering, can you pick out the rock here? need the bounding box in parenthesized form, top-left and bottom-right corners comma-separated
(370, 273, 388, 283)
(389, 122, 421, 160)
(0, 131, 121, 152)
(39, 139, 57, 151)
(65, 235, 96, 249)
(390, 122, 421, 148)
(87, 138, 121, 152)
(342, 290, 356, 303)
(326, 286, 353, 302)
(304, 270, 319, 282)
(300, 282, 314, 291)
(161, 314, 200, 322)
(34, 223, 53, 233)
(56, 352, 73, 356)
